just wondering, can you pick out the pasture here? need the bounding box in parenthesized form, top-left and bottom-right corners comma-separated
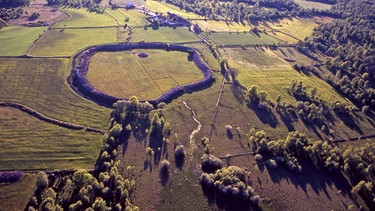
(28, 28, 117, 56)
(105, 8, 149, 27)
(223, 48, 350, 104)
(87, 50, 203, 100)
(294, 0, 332, 10)
(267, 18, 318, 41)
(0, 26, 47, 56)
(0, 58, 110, 129)
(132, 27, 200, 43)
(193, 20, 251, 32)
(0, 107, 101, 170)
(0, 174, 36, 211)
(52, 8, 117, 28)
(202, 31, 282, 46)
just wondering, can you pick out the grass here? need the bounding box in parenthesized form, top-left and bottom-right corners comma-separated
(132, 27, 200, 43)
(28, 28, 117, 56)
(223, 48, 350, 104)
(294, 0, 332, 10)
(192, 20, 252, 32)
(0, 58, 110, 129)
(0, 174, 36, 211)
(0, 107, 102, 170)
(105, 8, 149, 27)
(266, 18, 318, 41)
(202, 31, 282, 46)
(145, 0, 201, 19)
(87, 50, 203, 100)
(0, 26, 47, 56)
(53, 8, 117, 28)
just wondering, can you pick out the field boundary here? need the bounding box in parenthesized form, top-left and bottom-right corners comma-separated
(68, 42, 214, 107)
(0, 102, 105, 134)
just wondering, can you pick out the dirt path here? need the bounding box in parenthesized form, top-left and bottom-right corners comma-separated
(0, 102, 105, 134)
(182, 101, 201, 154)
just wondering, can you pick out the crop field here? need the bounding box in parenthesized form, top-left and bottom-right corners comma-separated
(202, 31, 282, 46)
(28, 28, 117, 56)
(105, 8, 149, 27)
(223, 48, 349, 104)
(132, 27, 200, 43)
(0, 107, 101, 170)
(87, 50, 203, 100)
(193, 20, 252, 32)
(267, 18, 318, 41)
(294, 0, 332, 9)
(0, 58, 110, 129)
(53, 8, 117, 28)
(0, 26, 47, 56)
(145, 0, 201, 19)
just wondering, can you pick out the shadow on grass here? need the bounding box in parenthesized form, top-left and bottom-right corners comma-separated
(201, 185, 261, 211)
(265, 158, 352, 201)
(248, 103, 278, 128)
(336, 112, 363, 135)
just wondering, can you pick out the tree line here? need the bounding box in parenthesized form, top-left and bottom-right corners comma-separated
(300, 0, 375, 111)
(47, 0, 105, 13)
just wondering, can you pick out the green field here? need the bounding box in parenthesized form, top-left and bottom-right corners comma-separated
(202, 31, 282, 46)
(0, 107, 101, 170)
(268, 18, 318, 41)
(224, 48, 350, 104)
(294, 0, 332, 9)
(0, 26, 47, 56)
(87, 50, 203, 100)
(105, 8, 149, 27)
(193, 20, 252, 32)
(0, 58, 110, 129)
(132, 27, 200, 43)
(53, 8, 117, 28)
(28, 28, 117, 56)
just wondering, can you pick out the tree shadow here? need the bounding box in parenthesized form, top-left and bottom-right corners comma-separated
(336, 112, 363, 134)
(248, 103, 278, 128)
(276, 109, 296, 132)
(149, 134, 163, 166)
(266, 158, 352, 201)
(201, 185, 260, 211)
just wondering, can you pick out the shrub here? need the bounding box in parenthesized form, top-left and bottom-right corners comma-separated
(201, 154, 223, 173)
(254, 154, 262, 162)
(175, 144, 186, 169)
(265, 159, 278, 169)
(36, 171, 48, 190)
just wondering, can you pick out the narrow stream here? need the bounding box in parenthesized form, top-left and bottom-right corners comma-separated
(183, 101, 202, 153)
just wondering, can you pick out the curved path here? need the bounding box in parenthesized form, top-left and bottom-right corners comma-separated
(0, 102, 105, 134)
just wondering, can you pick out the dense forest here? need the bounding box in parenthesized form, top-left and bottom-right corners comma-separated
(301, 0, 375, 110)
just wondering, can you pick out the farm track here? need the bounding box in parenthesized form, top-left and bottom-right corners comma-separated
(0, 102, 105, 134)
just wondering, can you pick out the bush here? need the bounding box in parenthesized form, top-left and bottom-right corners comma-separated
(254, 154, 262, 162)
(175, 145, 185, 169)
(36, 171, 48, 190)
(265, 159, 278, 169)
(201, 154, 223, 173)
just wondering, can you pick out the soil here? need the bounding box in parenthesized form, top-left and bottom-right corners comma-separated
(8, 2, 68, 26)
